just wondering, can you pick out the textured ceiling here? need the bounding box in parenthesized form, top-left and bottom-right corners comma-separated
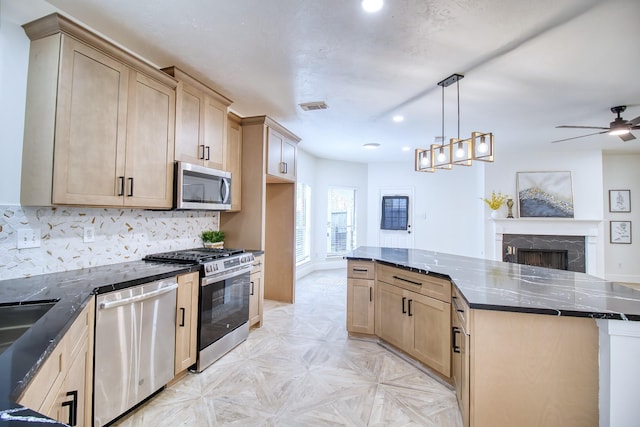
(5, 0, 640, 162)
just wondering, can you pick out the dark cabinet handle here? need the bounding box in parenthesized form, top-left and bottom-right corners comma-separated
(353, 268, 368, 273)
(250, 281, 255, 296)
(127, 177, 134, 197)
(402, 296, 407, 314)
(206, 146, 210, 160)
(369, 287, 372, 302)
(118, 176, 125, 196)
(393, 275, 422, 286)
(179, 307, 185, 327)
(200, 144, 206, 160)
(408, 299, 413, 317)
(452, 296, 465, 313)
(452, 327, 461, 354)
(61, 390, 78, 426)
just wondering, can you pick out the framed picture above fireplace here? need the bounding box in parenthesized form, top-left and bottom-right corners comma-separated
(516, 171, 574, 218)
(610, 221, 632, 244)
(609, 189, 631, 213)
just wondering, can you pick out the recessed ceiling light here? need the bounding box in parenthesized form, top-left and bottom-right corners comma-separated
(362, 0, 383, 13)
(392, 115, 404, 123)
(362, 143, 380, 150)
(402, 146, 410, 152)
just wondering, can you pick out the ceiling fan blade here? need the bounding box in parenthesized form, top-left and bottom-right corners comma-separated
(551, 131, 608, 143)
(628, 116, 640, 126)
(619, 132, 636, 142)
(556, 125, 609, 130)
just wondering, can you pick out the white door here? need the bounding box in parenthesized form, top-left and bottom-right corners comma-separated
(378, 187, 414, 248)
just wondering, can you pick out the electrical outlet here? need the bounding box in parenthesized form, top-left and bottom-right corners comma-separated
(17, 228, 41, 249)
(83, 226, 95, 243)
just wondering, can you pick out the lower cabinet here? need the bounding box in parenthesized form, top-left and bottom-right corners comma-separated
(451, 290, 470, 427)
(375, 272, 451, 377)
(249, 254, 264, 328)
(346, 260, 375, 335)
(17, 297, 94, 427)
(175, 271, 199, 374)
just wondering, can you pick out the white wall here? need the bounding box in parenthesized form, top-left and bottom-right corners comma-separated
(367, 162, 485, 258)
(603, 153, 640, 283)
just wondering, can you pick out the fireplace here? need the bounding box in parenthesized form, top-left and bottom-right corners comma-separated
(503, 234, 585, 273)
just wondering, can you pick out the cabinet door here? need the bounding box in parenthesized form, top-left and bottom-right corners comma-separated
(202, 95, 226, 170)
(266, 127, 284, 177)
(174, 83, 204, 165)
(175, 272, 199, 374)
(124, 71, 175, 208)
(281, 138, 297, 181)
(347, 278, 375, 334)
(406, 292, 451, 376)
(375, 281, 407, 350)
(226, 116, 242, 211)
(53, 35, 129, 206)
(249, 272, 262, 327)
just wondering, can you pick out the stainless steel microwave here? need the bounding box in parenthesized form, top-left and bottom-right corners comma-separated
(174, 162, 231, 210)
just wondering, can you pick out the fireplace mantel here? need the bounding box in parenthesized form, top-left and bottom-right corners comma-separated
(492, 218, 602, 277)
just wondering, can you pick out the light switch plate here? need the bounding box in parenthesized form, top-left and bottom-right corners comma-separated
(83, 226, 95, 243)
(17, 228, 41, 249)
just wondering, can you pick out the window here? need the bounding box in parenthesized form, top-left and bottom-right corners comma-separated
(327, 187, 357, 255)
(380, 196, 408, 230)
(295, 183, 311, 263)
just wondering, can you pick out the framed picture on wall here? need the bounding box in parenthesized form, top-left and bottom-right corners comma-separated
(609, 189, 631, 213)
(610, 221, 632, 244)
(516, 171, 574, 218)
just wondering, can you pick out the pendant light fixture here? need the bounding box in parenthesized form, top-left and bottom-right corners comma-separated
(415, 73, 494, 172)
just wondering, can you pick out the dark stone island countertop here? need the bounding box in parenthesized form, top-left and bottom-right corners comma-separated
(0, 260, 198, 426)
(346, 246, 640, 321)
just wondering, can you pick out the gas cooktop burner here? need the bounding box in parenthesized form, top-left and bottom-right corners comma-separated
(144, 248, 245, 264)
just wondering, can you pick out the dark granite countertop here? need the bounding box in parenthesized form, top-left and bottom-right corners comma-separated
(346, 246, 640, 321)
(0, 260, 197, 425)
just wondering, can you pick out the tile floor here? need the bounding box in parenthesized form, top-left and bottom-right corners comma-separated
(113, 269, 462, 426)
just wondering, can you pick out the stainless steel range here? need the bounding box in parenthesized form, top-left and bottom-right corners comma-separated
(144, 248, 254, 372)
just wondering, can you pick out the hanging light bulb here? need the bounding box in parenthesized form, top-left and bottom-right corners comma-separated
(420, 152, 429, 167)
(477, 135, 488, 153)
(455, 142, 465, 158)
(437, 147, 446, 162)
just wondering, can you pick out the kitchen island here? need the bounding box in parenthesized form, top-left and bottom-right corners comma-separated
(0, 261, 196, 426)
(345, 246, 640, 427)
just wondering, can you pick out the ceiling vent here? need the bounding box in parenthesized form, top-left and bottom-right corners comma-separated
(299, 101, 328, 111)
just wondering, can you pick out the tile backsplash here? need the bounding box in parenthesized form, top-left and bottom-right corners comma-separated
(0, 205, 219, 279)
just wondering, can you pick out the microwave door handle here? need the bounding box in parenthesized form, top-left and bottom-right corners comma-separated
(221, 179, 230, 203)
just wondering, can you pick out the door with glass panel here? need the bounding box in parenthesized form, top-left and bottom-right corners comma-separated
(379, 187, 414, 248)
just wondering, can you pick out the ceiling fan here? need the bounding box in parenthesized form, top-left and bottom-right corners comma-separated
(552, 106, 640, 143)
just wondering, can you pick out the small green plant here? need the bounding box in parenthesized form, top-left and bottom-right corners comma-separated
(200, 230, 225, 243)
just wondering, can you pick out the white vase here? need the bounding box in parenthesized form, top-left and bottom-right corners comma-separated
(490, 210, 500, 219)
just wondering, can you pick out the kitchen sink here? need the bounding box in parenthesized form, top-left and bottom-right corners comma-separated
(0, 301, 58, 355)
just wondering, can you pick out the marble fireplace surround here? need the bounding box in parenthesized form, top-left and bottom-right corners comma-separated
(493, 218, 602, 277)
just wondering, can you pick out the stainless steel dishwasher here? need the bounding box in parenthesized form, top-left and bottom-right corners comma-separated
(94, 279, 178, 427)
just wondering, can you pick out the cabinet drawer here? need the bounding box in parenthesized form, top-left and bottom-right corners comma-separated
(347, 261, 375, 280)
(377, 264, 450, 303)
(452, 286, 470, 334)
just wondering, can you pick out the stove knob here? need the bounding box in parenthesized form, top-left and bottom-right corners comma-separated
(205, 265, 211, 273)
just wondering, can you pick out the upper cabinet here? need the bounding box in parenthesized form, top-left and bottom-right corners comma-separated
(266, 126, 298, 182)
(226, 112, 243, 212)
(20, 14, 177, 209)
(162, 66, 232, 171)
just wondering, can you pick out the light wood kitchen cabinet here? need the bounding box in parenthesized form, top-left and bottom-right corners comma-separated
(18, 298, 94, 427)
(249, 254, 264, 328)
(347, 261, 375, 335)
(163, 66, 232, 171)
(175, 272, 199, 374)
(226, 112, 243, 211)
(220, 116, 300, 304)
(375, 264, 451, 377)
(266, 127, 297, 182)
(451, 288, 470, 427)
(21, 14, 177, 209)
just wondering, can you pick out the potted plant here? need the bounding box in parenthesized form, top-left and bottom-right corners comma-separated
(200, 230, 225, 248)
(481, 191, 510, 218)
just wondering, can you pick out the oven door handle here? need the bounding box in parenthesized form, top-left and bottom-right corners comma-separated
(201, 265, 252, 285)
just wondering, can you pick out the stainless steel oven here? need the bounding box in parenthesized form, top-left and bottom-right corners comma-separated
(144, 248, 254, 372)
